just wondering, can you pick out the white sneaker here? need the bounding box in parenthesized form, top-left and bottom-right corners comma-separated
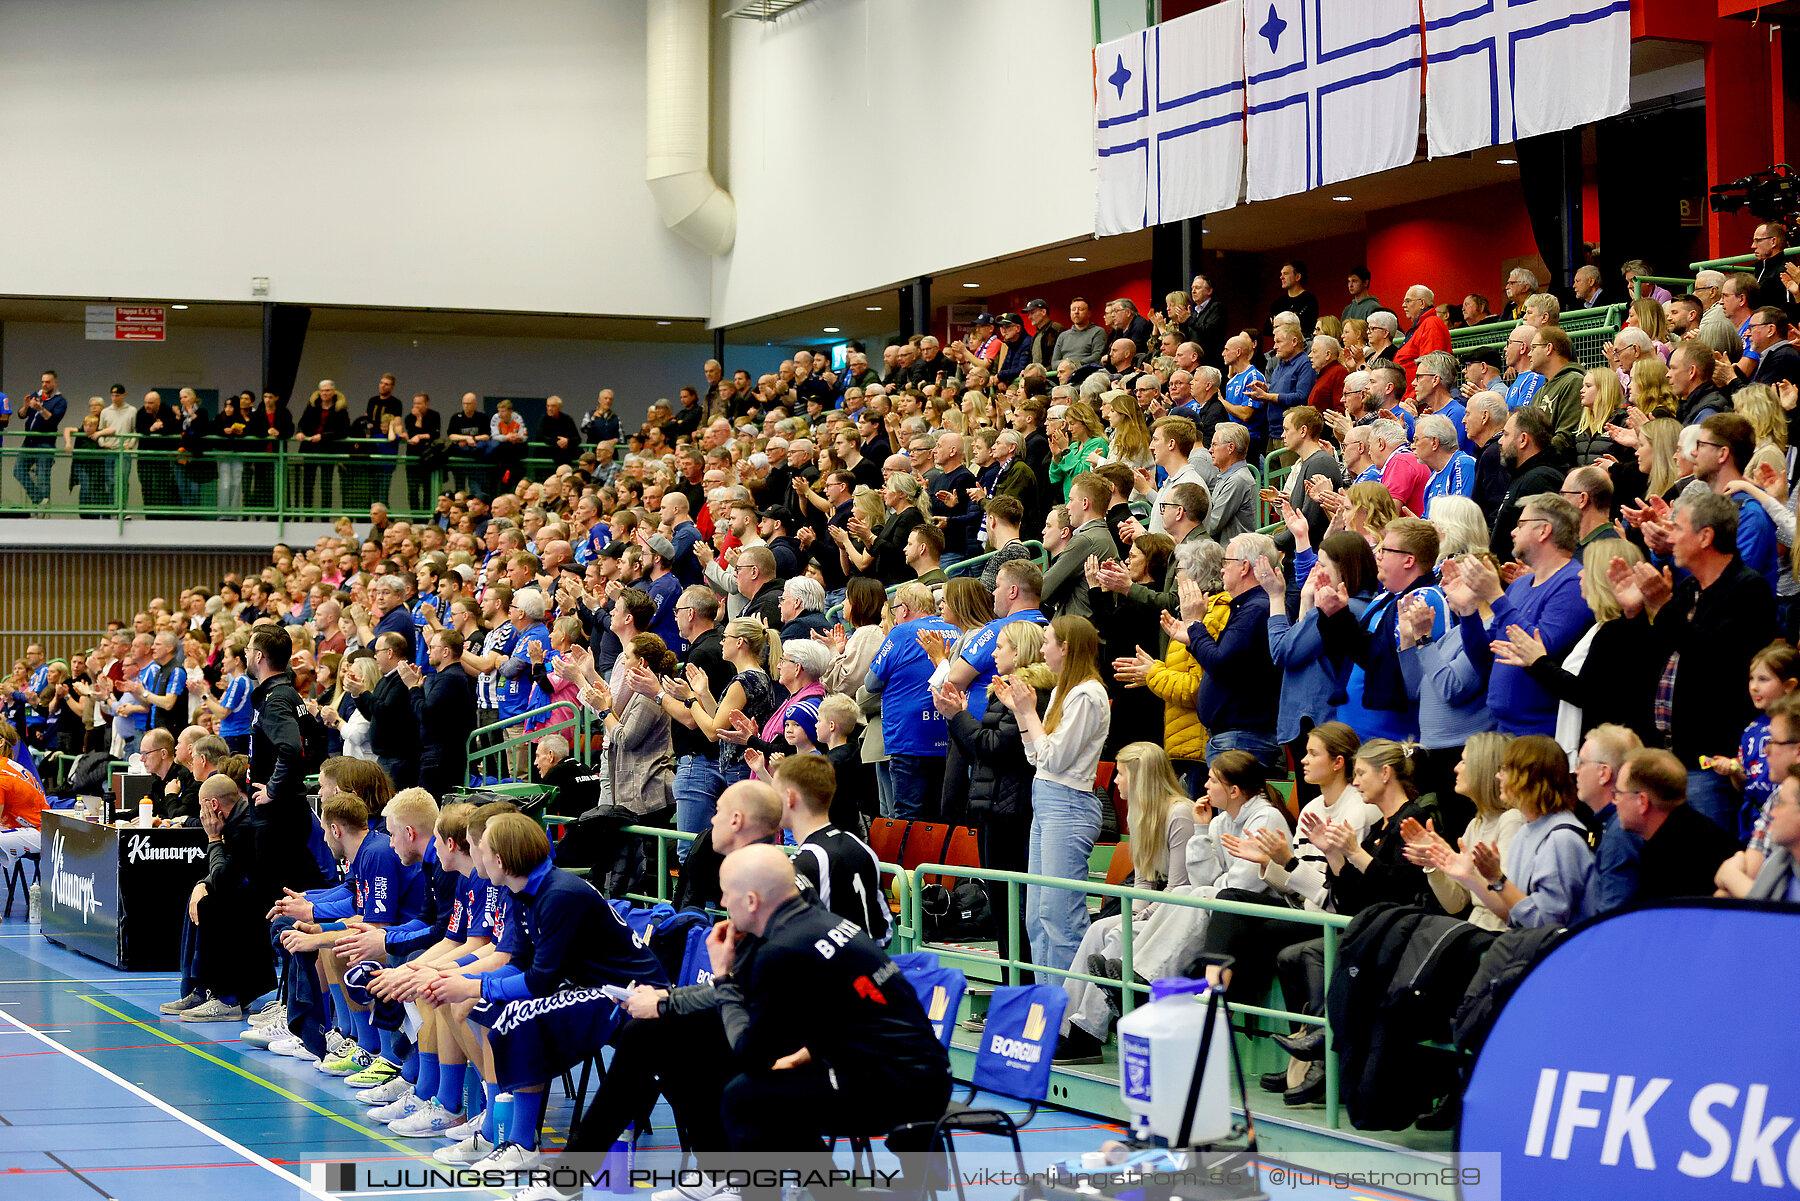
(323, 1027, 350, 1056)
(368, 1092, 426, 1123)
(249, 1002, 286, 1027)
(181, 996, 243, 1023)
(240, 1023, 283, 1049)
(652, 1181, 742, 1201)
(389, 1100, 464, 1137)
(434, 1133, 495, 1165)
(471, 1141, 541, 1172)
(447, 1110, 485, 1140)
(357, 1076, 414, 1105)
(268, 1035, 319, 1062)
(514, 1185, 582, 1201)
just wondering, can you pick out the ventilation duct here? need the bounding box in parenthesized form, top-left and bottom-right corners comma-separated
(646, 0, 736, 256)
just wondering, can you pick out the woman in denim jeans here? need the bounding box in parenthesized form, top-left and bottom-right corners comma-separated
(999, 615, 1111, 978)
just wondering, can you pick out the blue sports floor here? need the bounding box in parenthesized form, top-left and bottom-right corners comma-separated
(0, 906, 1435, 1201)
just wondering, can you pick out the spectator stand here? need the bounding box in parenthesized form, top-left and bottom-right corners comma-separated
(1449, 303, 1628, 373)
(822, 541, 1048, 623)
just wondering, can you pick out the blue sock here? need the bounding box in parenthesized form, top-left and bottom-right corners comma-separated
(352, 1008, 378, 1054)
(488, 1089, 512, 1145)
(411, 1050, 434, 1093)
(329, 984, 353, 1033)
(509, 1089, 545, 1151)
(436, 1060, 466, 1113)
(481, 1083, 501, 1141)
(377, 1026, 399, 1064)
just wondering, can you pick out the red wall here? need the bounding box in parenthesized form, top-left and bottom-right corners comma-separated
(1364, 181, 1543, 314)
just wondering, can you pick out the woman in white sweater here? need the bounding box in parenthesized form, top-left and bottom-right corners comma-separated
(1054, 742, 1195, 1062)
(1001, 615, 1111, 978)
(1401, 731, 1523, 930)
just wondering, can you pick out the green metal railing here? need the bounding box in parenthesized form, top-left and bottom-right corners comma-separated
(465, 700, 592, 785)
(544, 817, 1358, 1129)
(1448, 302, 1624, 374)
(0, 439, 571, 531)
(1690, 252, 1759, 272)
(914, 862, 1352, 1129)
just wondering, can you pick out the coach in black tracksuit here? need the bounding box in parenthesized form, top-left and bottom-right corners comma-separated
(247, 627, 327, 896)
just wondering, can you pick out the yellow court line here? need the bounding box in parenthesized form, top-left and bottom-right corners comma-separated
(72, 992, 467, 1170)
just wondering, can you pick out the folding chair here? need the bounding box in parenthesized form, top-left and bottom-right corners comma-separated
(4, 852, 39, 919)
(900, 963, 969, 1049)
(887, 983, 1068, 1201)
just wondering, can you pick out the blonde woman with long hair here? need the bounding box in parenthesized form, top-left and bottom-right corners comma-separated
(1575, 368, 1625, 466)
(1054, 741, 1196, 1057)
(996, 615, 1110, 977)
(1402, 730, 1523, 930)
(1628, 356, 1678, 420)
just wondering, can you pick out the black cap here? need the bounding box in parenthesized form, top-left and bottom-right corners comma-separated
(1023, 299, 1048, 313)
(1461, 347, 1503, 370)
(756, 505, 798, 528)
(472, 492, 493, 505)
(110, 384, 126, 395)
(599, 541, 629, 559)
(998, 312, 1024, 327)
(974, 312, 996, 326)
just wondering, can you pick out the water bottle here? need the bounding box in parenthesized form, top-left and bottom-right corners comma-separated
(1116, 977, 1232, 1146)
(27, 882, 40, 924)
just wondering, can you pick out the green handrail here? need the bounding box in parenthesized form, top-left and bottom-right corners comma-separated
(911, 861, 1351, 1130)
(0, 439, 584, 530)
(1690, 252, 1759, 272)
(464, 700, 591, 785)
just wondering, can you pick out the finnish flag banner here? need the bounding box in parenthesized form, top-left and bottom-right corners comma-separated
(1152, 0, 1245, 228)
(1095, 28, 1153, 237)
(1425, 0, 1630, 158)
(1244, 0, 1424, 203)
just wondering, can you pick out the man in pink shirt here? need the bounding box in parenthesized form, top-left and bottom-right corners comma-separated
(1369, 417, 1431, 517)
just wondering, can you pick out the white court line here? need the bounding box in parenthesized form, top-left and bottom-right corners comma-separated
(0, 1005, 331, 1200)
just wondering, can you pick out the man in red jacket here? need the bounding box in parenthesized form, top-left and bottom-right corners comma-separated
(1394, 284, 1452, 397)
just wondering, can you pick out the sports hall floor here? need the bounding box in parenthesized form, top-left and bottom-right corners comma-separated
(0, 909, 1440, 1201)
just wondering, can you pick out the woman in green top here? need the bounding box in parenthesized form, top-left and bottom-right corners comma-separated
(1047, 400, 1110, 499)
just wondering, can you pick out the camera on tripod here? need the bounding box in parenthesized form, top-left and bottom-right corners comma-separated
(1710, 164, 1800, 228)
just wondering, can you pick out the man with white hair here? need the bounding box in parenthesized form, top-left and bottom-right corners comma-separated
(1205, 424, 1259, 543)
(1395, 284, 1451, 395)
(1369, 417, 1430, 516)
(1502, 267, 1540, 321)
(1609, 327, 1655, 394)
(1465, 390, 1514, 518)
(1572, 264, 1606, 309)
(1416, 412, 1477, 516)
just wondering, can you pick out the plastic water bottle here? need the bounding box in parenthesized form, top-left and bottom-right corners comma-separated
(1116, 977, 1233, 1146)
(27, 882, 40, 924)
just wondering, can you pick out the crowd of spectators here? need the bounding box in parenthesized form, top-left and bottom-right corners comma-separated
(7, 227, 1800, 1150)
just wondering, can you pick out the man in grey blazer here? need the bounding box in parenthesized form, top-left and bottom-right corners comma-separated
(1039, 472, 1120, 620)
(1747, 770, 1800, 903)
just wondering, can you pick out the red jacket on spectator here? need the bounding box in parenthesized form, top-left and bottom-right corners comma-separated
(1394, 310, 1451, 395)
(1307, 362, 1348, 415)
(1381, 448, 1432, 517)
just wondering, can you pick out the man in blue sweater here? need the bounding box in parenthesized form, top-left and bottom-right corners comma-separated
(421, 812, 666, 1173)
(1444, 493, 1591, 736)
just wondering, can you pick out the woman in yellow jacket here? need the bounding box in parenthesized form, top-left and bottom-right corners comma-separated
(1114, 585, 1231, 798)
